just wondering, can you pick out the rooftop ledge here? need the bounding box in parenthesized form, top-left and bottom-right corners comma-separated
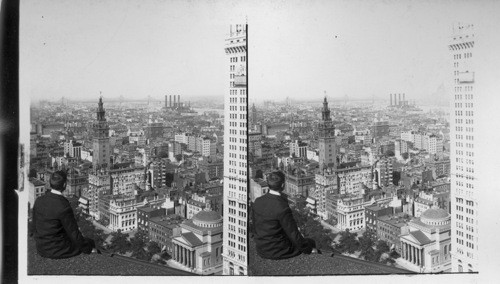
(249, 239, 412, 276)
(28, 237, 194, 276)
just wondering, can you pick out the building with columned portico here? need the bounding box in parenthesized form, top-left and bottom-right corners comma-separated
(171, 208, 223, 275)
(399, 207, 451, 273)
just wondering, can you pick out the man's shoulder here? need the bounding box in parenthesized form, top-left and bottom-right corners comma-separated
(255, 194, 288, 208)
(34, 192, 69, 209)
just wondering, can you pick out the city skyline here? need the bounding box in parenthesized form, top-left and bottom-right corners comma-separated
(15, 0, 500, 281)
(22, 1, 500, 103)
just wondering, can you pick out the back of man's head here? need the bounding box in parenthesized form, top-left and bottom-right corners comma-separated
(50, 171, 67, 192)
(267, 171, 286, 192)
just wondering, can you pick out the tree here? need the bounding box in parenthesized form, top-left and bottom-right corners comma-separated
(255, 169, 263, 179)
(175, 154, 183, 162)
(108, 230, 131, 254)
(374, 240, 391, 262)
(70, 199, 108, 248)
(290, 197, 335, 251)
(336, 229, 359, 254)
(147, 241, 161, 255)
(132, 247, 151, 261)
(130, 230, 148, 255)
(28, 168, 38, 179)
(358, 230, 377, 261)
(401, 152, 409, 160)
(385, 150, 395, 157)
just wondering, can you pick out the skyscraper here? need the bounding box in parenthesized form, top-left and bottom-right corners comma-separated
(222, 24, 247, 275)
(318, 96, 336, 172)
(449, 23, 477, 272)
(92, 97, 110, 171)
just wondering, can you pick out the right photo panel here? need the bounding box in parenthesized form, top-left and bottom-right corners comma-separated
(248, 0, 482, 276)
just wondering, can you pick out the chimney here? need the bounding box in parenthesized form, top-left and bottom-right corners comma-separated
(173, 95, 176, 108)
(403, 93, 406, 105)
(398, 93, 401, 106)
(169, 95, 172, 108)
(178, 95, 180, 108)
(390, 94, 393, 106)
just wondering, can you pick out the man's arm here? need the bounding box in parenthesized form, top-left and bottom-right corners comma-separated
(60, 206, 94, 253)
(278, 207, 313, 254)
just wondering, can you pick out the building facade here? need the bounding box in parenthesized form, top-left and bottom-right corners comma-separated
(28, 178, 46, 208)
(81, 172, 111, 219)
(109, 166, 145, 196)
(149, 216, 182, 255)
(449, 23, 477, 273)
(222, 24, 247, 275)
(336, 165, 371, 196)
(172, 209, 224, 275)
(399, 208, 452, 273)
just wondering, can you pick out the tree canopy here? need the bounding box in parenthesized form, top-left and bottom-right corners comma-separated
(108, 230, 131, 254)
(290, 197, 335, 251)
(336, 229, 359, 254)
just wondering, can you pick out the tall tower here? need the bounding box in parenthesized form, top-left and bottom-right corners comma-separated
(318, 95, 336, 171)
(92, 97, 110, 171)
(251, 103, 257, 128)
(449, 23, 477, 273)
(222, 24, 247, 275)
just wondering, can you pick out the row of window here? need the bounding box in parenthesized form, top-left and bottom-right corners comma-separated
(229, 56, 246, 63)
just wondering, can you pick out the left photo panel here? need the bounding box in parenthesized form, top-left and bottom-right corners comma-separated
(19, 0, 248, 277)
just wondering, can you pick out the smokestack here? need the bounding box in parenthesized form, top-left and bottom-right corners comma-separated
(178, 95, 180, 108)
(398, 93, 401, 106)
(173, 95, 176, 108)
(403, 93, 406, 106)
(169, 95, 172, 108)
(390, 94, 393, 106)
(165, 95, 168, 108)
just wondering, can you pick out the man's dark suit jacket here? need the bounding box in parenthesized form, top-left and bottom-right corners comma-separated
(32, 190, 94, 259)
(252, 192, 314, 260)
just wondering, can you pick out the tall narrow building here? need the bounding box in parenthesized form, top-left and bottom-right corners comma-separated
(449, 23, 477, 272)
(222, 24, 247, 275)
(318, 96, 336, 172)
(92, 97, 110, 171)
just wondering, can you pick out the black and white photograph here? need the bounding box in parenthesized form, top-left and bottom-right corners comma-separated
(2, 0, 500, 283)
(18, 0, 248, 278)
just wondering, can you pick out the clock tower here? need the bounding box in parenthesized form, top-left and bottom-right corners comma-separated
(92, 97, 110, 171)
(318, 96, 336, 172)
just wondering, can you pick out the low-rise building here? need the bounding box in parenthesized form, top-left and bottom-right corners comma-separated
(149, 215, 182, 255)
(171, 208, 224, 275)
(399, 207, 452, 273)
(376, 213, 411, 252)
(137, 206, 166, 232)
(364, 204, 393, 232)
(28, 178, 46, 209)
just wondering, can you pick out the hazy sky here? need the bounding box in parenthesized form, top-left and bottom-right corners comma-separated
(21, 0, 499, 103)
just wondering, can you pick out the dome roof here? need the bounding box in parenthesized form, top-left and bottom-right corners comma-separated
(193, 210, 223, 224)
(421, 208, 449, 220)
(420, 207, 450, 226)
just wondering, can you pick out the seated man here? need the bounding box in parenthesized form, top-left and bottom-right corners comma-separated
(252, 171, 316, 260)
(32, 171, 95, 259)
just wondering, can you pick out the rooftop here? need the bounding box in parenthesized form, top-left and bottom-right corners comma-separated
(421, 207, 449, 220)
(249, 239, 411, 275)
(28, 237, 194, 276)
